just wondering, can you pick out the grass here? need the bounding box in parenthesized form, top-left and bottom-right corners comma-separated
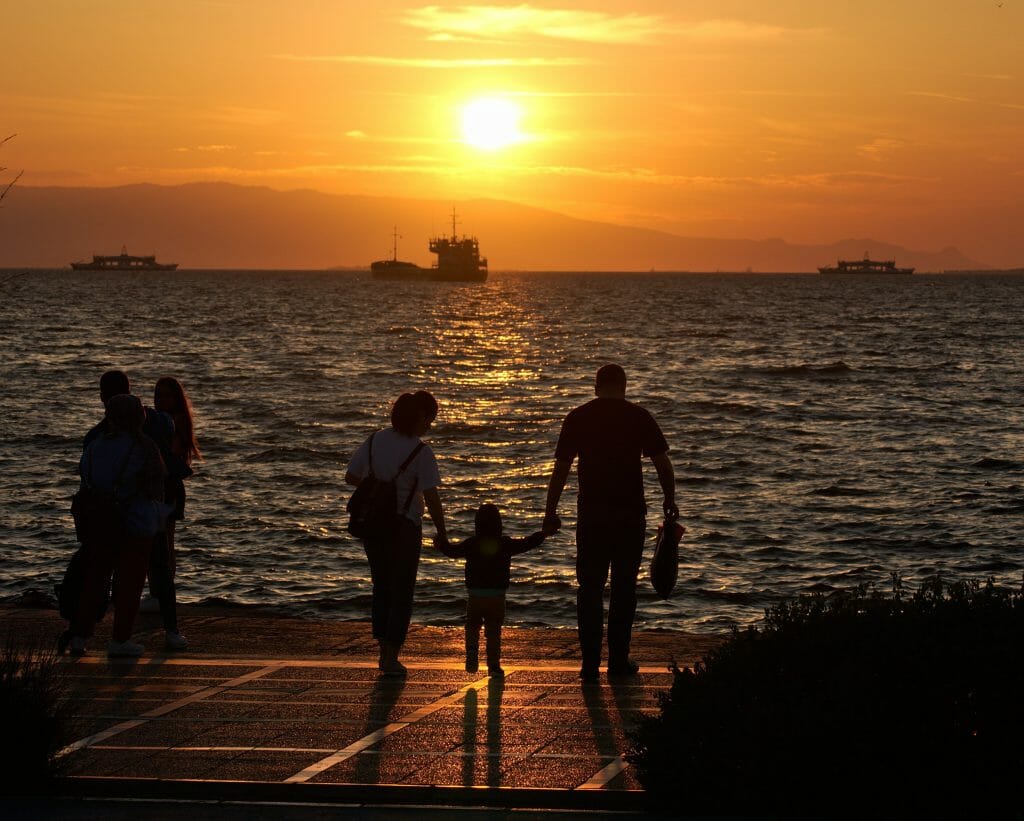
(0, 636, 76, 793)
(628, 575, 1024, 813)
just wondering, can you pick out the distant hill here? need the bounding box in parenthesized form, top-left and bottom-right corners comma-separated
(0, 182, 985, 272)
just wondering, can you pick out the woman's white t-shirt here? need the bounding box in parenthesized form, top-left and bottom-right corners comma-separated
(347, 428, 440, 523)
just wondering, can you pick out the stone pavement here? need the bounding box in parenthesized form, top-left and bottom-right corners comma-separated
(3, 604, 721, 811)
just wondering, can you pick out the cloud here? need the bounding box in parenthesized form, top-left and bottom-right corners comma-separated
(907, 91, 1024, 112)
(401, 5, 667, 44)
(857, 138, 906, 161)
(197, 144, 236, 152)
(275, 53, 588, 67)
(401, 6, 812, 44)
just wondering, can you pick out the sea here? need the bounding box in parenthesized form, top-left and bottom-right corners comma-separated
(1, 269, 1022, 633)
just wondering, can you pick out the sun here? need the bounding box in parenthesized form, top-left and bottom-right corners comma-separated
(460, 98, 524, 151)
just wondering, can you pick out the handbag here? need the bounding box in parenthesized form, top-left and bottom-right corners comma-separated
(55, 547, 109, 622)
(650, 516, 685, 599)
(71, 437, 136, 543)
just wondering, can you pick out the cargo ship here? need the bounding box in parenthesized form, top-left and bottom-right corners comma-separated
(370, 210, 488, 282)
(818, 253, 913, 275)
(71, 246, 178, 271)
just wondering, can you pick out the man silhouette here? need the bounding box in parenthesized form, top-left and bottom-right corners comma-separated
(543, 364, 678, 681)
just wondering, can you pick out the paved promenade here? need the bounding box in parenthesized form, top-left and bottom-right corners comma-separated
(3, 604, 720, 812)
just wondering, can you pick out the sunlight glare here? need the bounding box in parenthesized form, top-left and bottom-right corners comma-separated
(460, 98, 524, 151)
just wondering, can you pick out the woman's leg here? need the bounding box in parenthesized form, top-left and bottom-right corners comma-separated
(383, 518, 422, 646)
(71, 540, 115, 640)
(149, 531, 179, 633)
(111, 536, 152, 643)
(363, 537, 391, 642)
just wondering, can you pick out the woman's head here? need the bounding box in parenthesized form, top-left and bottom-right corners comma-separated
(474, 503, 502, 538)
(390, 390, 438, 437)
(106, 394, 144, 434)
(154, 376, 187, 414)
(154, 376, 201, 461)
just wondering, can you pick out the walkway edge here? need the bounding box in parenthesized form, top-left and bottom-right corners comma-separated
(57, 776, 648, 812)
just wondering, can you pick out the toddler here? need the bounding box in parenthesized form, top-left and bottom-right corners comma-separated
(436, 503, 547, 677)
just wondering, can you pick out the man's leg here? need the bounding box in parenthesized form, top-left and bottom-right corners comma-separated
(111, 536, 151, 643)
(607, 515, 646, 668)
(576, 516, 612, 677)
(483, 596, 506, 673)
(149, 531, 179, 634)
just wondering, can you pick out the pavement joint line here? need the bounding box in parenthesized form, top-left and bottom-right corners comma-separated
(58, 663, 286, 758)
(86, 745, 625, 762)
(577, 756, 629, 790)
(284, 675, 494, 783)
(64, 656, 673, 674)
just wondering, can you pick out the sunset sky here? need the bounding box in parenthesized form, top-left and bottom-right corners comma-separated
(4, 1, 1024, 265)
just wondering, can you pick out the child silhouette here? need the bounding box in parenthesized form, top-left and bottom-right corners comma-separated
(435, 504, 548, 677)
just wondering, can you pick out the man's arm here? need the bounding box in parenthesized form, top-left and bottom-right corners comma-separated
(543, 458, 572, 533)
(344, 471, 362, 486)
(650, 451, 678, 519)
(423, 487, 447, 541)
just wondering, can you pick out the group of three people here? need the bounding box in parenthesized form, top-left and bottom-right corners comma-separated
(62, 370, 199, 657)
(345, 363, 678, 681)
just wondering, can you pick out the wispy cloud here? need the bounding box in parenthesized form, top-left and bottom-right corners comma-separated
(857, 138, 906, 161)
(907, 90, 1024, 111)
(401, 6, 803, 45)
(402, 5, 667, 44)
(275, 53, 588, 68)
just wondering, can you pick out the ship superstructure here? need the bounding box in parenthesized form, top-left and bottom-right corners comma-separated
(71, 246, 178, 271)
(818, 252, 913, 275)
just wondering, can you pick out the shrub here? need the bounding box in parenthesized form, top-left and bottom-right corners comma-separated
(629, 577, 1024, 813)
(0, 637, 76, 793)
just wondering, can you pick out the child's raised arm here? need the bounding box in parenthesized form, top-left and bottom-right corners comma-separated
(505, 530, 546, 556)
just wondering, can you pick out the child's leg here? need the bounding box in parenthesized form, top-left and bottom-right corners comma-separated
(483, 596, 507, 674)
(465, 596, 484, 672)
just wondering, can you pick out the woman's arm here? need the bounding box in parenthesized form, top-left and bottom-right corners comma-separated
(423, 487, 447, 541)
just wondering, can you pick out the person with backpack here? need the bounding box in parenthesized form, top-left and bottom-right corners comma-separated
(345, 391, 448, 675)
(66, 394, 168, 657)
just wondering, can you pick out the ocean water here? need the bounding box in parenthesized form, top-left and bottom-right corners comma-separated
(1, 269, 1022, 632)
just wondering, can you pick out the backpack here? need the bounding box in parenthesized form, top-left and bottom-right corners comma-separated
(346, 433, 425, 540)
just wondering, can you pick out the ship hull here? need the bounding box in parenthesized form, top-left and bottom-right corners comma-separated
(370, 261, 487, 282)
(818, 267, 914, 275)
(71, 262, 178, 271)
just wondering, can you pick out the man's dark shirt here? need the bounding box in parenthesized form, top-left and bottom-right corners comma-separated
(554, 397, 668, 514)
(441, 532, 545, 590)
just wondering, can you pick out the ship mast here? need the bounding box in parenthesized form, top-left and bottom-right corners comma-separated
(391, 226, 401, 262)
(450, 207, 460, 241)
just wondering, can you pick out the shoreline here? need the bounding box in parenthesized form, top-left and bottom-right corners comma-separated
(0, 602, 724, 665)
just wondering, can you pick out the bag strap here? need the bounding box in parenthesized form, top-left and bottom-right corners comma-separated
(366, 432, 377, 479)
(397, 441, 426, 514)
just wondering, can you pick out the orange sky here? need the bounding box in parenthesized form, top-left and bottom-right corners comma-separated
(3, 1, 1024, 265)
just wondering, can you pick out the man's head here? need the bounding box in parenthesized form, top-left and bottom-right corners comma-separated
(594, 363, 627, 398)
(99, 370, 131, 405)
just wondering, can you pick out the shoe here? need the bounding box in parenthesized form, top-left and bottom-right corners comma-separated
(607, 658, 640, 677)
(108, 639, 145, 657)
(138, 596, 161, 614)
(57, 629, 72, 655)
(165, 631, 188, 650)
(465, 660, 479, 673)
(380, 659, 407, 677)
(579, 666, 599, 683)
(70, 636, 87, 657)
(488, 667, 505, 678)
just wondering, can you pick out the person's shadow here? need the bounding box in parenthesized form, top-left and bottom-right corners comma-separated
(461, 678, 504, 786)
(354, 675, 407, 784)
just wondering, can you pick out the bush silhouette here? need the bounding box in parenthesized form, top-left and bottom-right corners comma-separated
(629, 577, 1023, 813)
(0, 638, 75, 792)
